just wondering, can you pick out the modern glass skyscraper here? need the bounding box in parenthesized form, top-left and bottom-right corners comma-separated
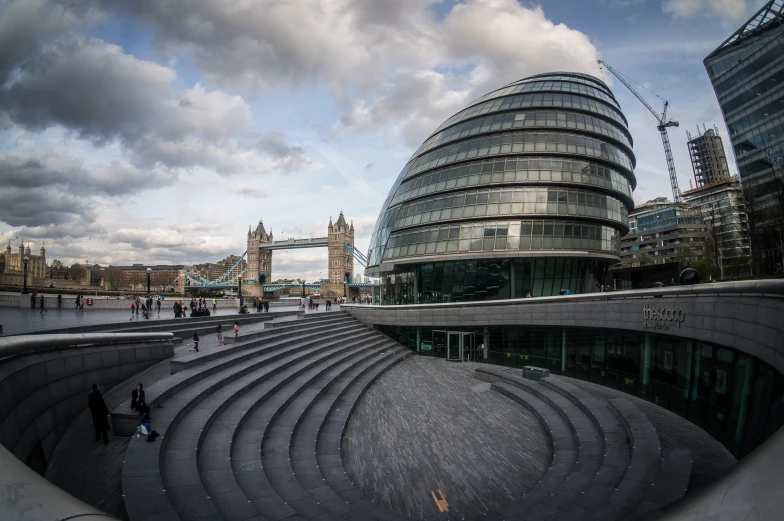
(704, 0, 784, 273)
(365, 72, 636, 303)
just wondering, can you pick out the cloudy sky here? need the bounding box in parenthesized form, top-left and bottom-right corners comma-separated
(0, 0, 768, 281)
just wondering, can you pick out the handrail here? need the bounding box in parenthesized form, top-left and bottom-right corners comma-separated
(0, 443, 119, 520)
(342, 279, 784, 310)
(0, 332, 174, 359)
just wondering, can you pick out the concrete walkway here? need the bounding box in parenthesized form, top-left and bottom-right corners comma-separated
(0, 305, 333, 335)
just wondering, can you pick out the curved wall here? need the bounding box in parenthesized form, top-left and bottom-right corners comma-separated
(366, 72, 636, 300)
(0, 336, 173, 473)
(345, 280, 784, 457)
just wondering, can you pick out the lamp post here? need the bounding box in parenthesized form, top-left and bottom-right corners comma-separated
(21, 255, 29, 294)
(146, 267, 151, 295)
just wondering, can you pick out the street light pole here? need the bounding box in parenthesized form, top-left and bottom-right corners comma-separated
(21, 255, 29, 294)
(146, 267, 152, 295)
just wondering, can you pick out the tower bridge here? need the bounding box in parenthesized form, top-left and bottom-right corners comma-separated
(182, 211, 367, 298)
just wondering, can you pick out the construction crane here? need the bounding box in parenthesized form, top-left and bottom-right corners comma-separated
(598, 60, 682, 203)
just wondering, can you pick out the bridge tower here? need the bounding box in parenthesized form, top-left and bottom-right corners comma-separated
(323, 211, 354, 298)
(245, 219, 273, 297)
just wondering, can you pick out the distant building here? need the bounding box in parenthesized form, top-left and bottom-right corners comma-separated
(682, 178, 751, 277)
(116, 264, 184, 289)
(704, 0, 784, 273)
(687, 127, 731, 187)
(619, 198, 708, 267)
(193, 254, 247, 281)
(2, 241, 47, 284)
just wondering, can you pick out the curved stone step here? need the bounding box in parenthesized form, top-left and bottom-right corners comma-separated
(252, 344, 395, 520)
(197, 338, 391, 521)
(584, 397, 664, 521)
(539, 377, 633, 514)
(169, 315, 357, 373)
(313, 354, 412, 518)
(288, 347, 406, 518)
(628, 447, 692, 520)
(489, 381, 577, 520)
(120, 327, 377, 521)
(113, 321, 368, 434)
(162, 338, 382, 521)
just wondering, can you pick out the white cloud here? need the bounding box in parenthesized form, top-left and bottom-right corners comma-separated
(662, 0, 750, 21)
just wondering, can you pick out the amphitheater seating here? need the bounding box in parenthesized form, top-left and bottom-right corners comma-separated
(475, 366, 692, 521)
(119, 311, 410, 521)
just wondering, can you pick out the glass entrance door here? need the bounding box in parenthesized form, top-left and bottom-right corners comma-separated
(447, 332, 463, 361)
(462, 333, 475, 361)
(433, 330, 447, 358)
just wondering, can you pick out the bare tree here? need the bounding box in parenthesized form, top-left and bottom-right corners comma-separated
(102, 265, 123, 290)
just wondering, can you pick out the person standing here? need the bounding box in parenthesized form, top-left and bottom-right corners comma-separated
(233, 321, 239, 338)
(212, 297, 217, 311)
(57, 294, 62, 308)
(190, 332, 199, 352)
(88, 384, 110, 444)
(216, 324, 223, 344)
(79, 295, 85, 311)
(156, 298, 161, 315)
(75, 294, 80, 310)
(264, 300, 269, 313)
(39, 294, 47, 313)
(135, 296, 140, 315)
(30, 290, 37, 308)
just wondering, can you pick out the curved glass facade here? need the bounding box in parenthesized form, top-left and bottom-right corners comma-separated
(367, 72, 636, 300)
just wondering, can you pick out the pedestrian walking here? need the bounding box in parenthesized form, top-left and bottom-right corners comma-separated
(39, 294, 47, 313)
(212, 298, 217, 311)
(216, 324, 223, 344)
(264, 300, 269, 312)
(130, 302, 136, 319)
(135, 297, 140, 315)
(88, 384, 110, 444)
(75, 294, 80, 309)
(190, 332, 200, 352)
(79, 295, 85, 311)
(156, 298, 161, 315)
(57, 294, 62, 308)
(233, 321, 239, 338)
(30, 290, 37, 308)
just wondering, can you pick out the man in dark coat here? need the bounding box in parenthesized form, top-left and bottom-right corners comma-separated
(88, 384, 110, 444)
(131, 383, 151, 420)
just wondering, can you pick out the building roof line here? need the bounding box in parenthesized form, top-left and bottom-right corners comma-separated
(706, 0, 784, 60)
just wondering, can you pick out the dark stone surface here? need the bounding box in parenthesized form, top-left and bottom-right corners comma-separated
(343, 357, 552, 520)
(565, 377, 737, 491)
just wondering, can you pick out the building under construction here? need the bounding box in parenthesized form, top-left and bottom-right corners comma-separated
(687, 126, 731, 187)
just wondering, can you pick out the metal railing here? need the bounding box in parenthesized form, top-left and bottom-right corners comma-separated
(342, 279, 784, 310)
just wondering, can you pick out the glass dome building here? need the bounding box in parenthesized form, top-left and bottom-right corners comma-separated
(366, 72, 636, 304)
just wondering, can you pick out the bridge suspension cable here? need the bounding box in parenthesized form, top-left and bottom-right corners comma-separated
(344, 243, 367, 267)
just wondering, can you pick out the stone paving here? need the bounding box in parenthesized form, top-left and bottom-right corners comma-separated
(0, 305, 330, 335)
(343, 356, 552, 520)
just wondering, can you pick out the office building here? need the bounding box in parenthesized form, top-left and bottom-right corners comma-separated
(365, 72, 636, 302)
(619, 197, 707, 268)
(704, 0, 784, 273)
(682, 178, 752, 277)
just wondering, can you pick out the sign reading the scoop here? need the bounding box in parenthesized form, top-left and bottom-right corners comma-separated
(643, 304, 686, 330)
